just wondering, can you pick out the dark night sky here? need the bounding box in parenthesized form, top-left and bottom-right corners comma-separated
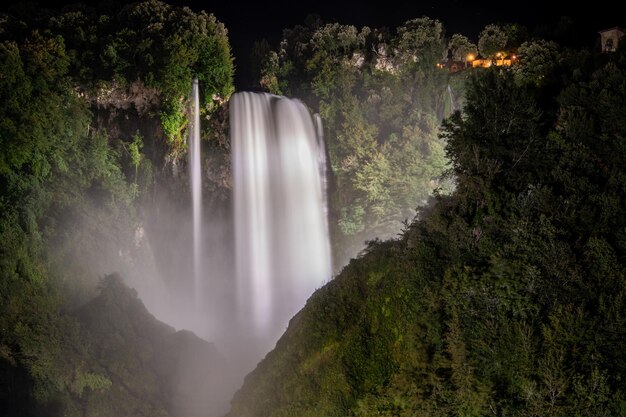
(166, 0, 619, 87)
(4, 0, 621, 88)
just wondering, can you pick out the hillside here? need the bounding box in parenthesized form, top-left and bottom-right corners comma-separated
(0, 2, 233, 415)
(227, 48, 626, 416)
(73, 274, 226, 417)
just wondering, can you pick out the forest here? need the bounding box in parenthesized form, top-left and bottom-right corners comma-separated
(230, 34, 626, 417)
(1, 0, 625, 416)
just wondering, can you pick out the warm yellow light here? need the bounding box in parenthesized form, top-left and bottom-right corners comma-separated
(466, 53, 475, 61)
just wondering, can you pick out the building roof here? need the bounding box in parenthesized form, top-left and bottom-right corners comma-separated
(598, 27, 625, 34)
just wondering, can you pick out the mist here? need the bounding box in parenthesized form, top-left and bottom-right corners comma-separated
(79, 90, 333, 417)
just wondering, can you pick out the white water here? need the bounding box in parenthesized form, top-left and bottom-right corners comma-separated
(447, 84, 456, 112)
(189, 79, 203, 305)
(231, 92, 332, 343)
(130, 89, 333, 416)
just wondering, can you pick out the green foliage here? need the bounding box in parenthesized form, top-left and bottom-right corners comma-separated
(252, 40, 281, 92)
(0, 22, 96, 409)
(0, 2, 234, 414)
(396, 17, 446, 67)
(447, 33, 478, 62)
(228, 44, 626, 417)
(71, 371, 112, 397)
(143, 3, 234, 146)
(339, 204, 365, 235)
(44, 0, 234, 152)
(478, 24, 508, 58)
(500, 23, 529, 49)
(160, 98, 187, 149)
(128, 132, 143, 174)
(259, 17, 452, 264)
(513, 39, 560, 86)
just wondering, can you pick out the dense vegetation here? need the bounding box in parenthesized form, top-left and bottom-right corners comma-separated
(2, 0, 625, 415)
(0, 1, 233, 414)
(254, 16, 466, 266)
(253, 19, 579, 268)
(227, 43, 626, 416)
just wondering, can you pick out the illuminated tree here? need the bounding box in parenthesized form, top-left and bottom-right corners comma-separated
(478, 24, 507, 59)
(448, 33, 478, 62)
(396, 17, 446, 67)
(513, 39, 560, 85)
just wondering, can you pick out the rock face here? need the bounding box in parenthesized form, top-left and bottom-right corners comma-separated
(91, 80, 161, 115)
(74, 274, 227, 417)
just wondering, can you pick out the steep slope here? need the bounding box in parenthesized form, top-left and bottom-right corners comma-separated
(227, 51, 626, 416)
(0, 2, 234, 413)
(73, 274, 227, 417)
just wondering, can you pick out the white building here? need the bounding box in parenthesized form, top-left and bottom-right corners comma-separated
(599, 27, 624, 52)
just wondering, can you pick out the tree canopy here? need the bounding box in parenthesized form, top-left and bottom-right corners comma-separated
(0, 2, 234, 414)
(478, 24, 508, 58)
(227, 36, 626, 417)
(256, 16, 453, 265)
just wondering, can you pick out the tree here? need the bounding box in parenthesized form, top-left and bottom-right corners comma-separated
(0, 2, 236, 412)
(501, 23, 529, 49)
(258, 17, 452, 266)
(513, 39, 560, 86)
(396, 17, 446, 68)
(228, 46, 626, 417)
(447, 33, 478, 62)
(478, 24, 507, 59)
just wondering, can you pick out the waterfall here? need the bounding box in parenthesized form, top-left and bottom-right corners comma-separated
(230, 92, 332, 341)
(447, 84, 456, 112)
(189, 79, 203, 305)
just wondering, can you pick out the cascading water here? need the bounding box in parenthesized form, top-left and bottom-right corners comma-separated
(134, 87, 333, 417)
(189, 79, 203, 305)
(230, 92, 332, 343)
(447, 84, 456, 112)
